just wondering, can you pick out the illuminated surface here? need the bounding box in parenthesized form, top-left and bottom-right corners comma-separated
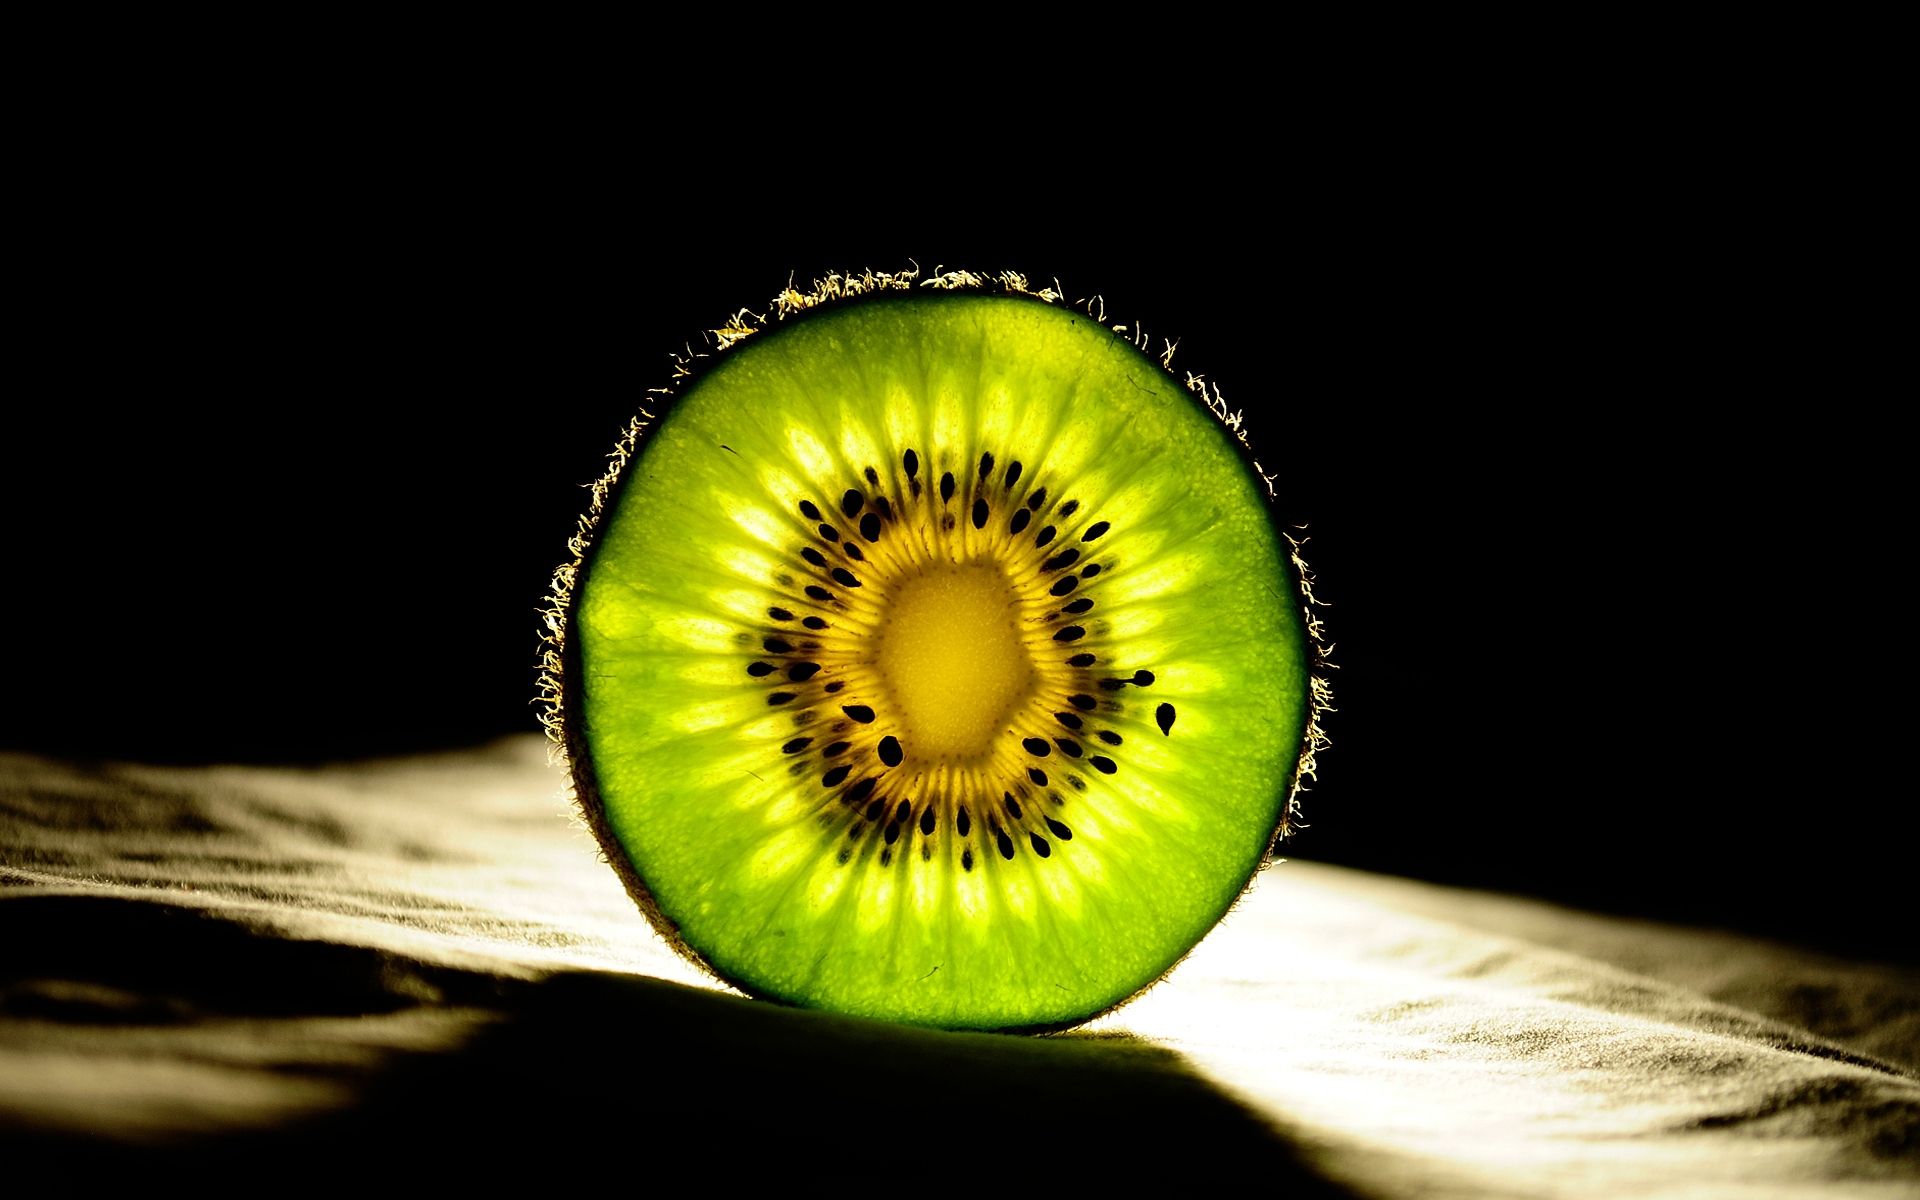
(3, 741, 1914, 1196)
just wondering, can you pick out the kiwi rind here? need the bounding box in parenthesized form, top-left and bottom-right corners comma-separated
(540, 266, 1332, 1032)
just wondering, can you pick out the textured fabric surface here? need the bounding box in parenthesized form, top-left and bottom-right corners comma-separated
(2, 740, 1915, 1195)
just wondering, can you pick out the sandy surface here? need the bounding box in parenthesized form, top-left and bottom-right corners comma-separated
(2, 740, 1915, 1195)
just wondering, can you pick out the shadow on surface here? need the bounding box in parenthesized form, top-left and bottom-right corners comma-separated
(0, 896, 1348, 1191)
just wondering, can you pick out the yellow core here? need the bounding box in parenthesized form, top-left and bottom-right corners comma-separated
(873, 562, 1036, 760)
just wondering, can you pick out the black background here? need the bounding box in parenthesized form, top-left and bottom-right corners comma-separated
(5, 128, 1905, 963)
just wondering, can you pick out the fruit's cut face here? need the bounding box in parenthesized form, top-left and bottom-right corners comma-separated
(562, 289, 1314, 1030)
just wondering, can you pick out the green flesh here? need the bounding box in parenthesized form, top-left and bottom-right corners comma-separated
(571, 292, 1310, 1029)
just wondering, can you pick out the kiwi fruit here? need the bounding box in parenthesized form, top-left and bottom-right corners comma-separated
(543, 270, 1326, 1031)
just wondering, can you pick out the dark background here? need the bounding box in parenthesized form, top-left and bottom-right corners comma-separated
(5, 130, 1904, 963)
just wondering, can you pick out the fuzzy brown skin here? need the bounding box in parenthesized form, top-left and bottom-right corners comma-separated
(540, 269, 1332, 1033)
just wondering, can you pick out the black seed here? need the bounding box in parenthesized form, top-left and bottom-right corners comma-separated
(1029, 834, 1051, 858)
(1133, 670, 1155, 686)
(865, 466, 879, 486)
(1055, 738, 1082, 758)
(805, 586, 832, 601)
(782, 737, 812, 754)
(880, 847, 894, 866)
(1100, 678, 1129, 691)
(1010, 508, 1031, 534)
(846, 778, 877, 804)
(817, 523, 840, 541)
(860, 513, 881, 542)
(875, 497, 892, 520)
(748, 662, 775, 677)
(1004, 792, 1023, 819)
(1047, 818, 1072, 840)
(1043, 549, 1080, 572)
(1097, 730, 1122, 746)
(1156, 703, 1176, 735)
(801, 547, 827, 567)
(841, 489, 863, 518)
(971, 498, 987, 529)
(1004, 461, 1023, 489)
(1059, 500, 1079, 517)
(824, 681, 845, 693)
(940, 472, 955, 502)
(1082, 521, 1111, 541)
(799, 500, 822, 521)
(903, 449, 919, 478)
(822, 765, 851, 787)
(788, 662, 821, 682)
(831, 568, 861, 588)
(1050, 577, 1078, 597)
(764, 637, 792, 653)
(1081, 564, 1102, 578)
(1069, 694, 1095, 710)
(837, 846, 852, 865)
(1027, 488, 1047, 511)
(878, 736, 903, 767)
(768, 692, 797, 706)
(1054, 711, 1082, 729)
(1089, 756, 1117, 775)
(768, 607, 794, 621)
(1064, 598, 1093, 614)
(920, 807, 936, 836)
(1054, 626, 1086, 642)
(1028, 768, 1048, 787)
(843, 543, 865, 562)
(895, 801, 910, 823)
(943, 514, 956, 530)
(996, 829, 1015, 860)
(884, 822, 901, 845)
(842, 705, 876, 723)
(962, 849, 974, 871)
(866, 799, 885, 821)
(1067, 653, 1096, 667)
(957, 808, 971, 837)
(910, 478, 921, 497)
(823, 741, 851, 758)
(803, 616, 828, 630)
(1023, 737, 1051, 757)
(1034, 525, 1057, 548)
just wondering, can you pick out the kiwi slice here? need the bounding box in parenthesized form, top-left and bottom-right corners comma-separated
(546, 274, 1324, 1030)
